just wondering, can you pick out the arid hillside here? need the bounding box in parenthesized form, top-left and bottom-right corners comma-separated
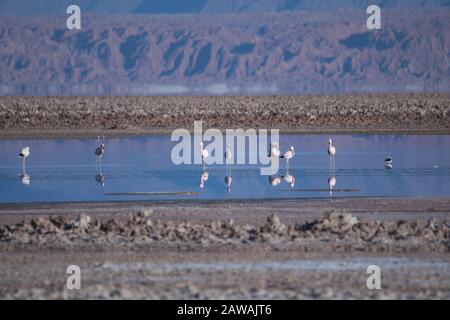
(0, 10, 449, 95)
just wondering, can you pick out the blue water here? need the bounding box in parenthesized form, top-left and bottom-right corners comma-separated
(0, 135, 449, 203)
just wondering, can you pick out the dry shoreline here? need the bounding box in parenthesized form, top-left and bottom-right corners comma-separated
(1, 197, 450, 225)
(1, 198, 449, 299)
(1, 94, 449, 138)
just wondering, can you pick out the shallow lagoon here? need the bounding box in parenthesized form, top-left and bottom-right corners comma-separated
(0, 134, 449, 203)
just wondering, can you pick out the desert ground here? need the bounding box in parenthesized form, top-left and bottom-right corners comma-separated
(0, 94, 449, 138)
(0, 94, 449, 299)
(0, 198, 449, 299)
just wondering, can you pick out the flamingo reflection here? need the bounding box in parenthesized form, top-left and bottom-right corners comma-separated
(282, 171, 295, 190)
(268, 175, 281, 187)
(95, 173, 105, 187)
(328, 175, 337, 196)
(199, 170, 209, 189)
(20, 173, 30, 186)
(224, 174, 232, 193)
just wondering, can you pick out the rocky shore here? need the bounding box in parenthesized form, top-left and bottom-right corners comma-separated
(1, 198, 450, 299)
(1, 210, 449, 251)
(0, 94, 449, 137)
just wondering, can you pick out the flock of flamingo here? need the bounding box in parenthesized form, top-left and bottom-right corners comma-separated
(17, 137, 389, 197)
(18, 139, 106, 187)
(197, 139, 338, 194)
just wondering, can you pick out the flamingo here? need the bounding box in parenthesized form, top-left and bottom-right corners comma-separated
(199, 170, 209, 189)
(385, 157, 393, 169)
(280, 146, 295, 170)
(224, 144, 232, 166)
(95, 143, 105, 158)
(328, 176, 337, 196)
(199, 142, 209, 168)
(19, 146, 30, 170)
(268, 142, 280, 158)
(95, 143, 105, 171)
(328, 139, 336, 171)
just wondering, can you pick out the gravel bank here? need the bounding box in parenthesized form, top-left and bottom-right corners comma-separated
(1, 211, 449, 250)
(1, 198, 450, 299)
(1, 94, 449, 137)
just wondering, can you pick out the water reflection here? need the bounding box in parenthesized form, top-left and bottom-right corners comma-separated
(224, 174, 232, 193)
(20, 173, 30, 186)
(95, 173, 105, 187)
(268, 175, 281, 187)
(269, 170, 296, 190)
(199, 169, 209, 189)
(328, 175, 336, 196)
(282, 171, 295, 190)
(224, 166, 232, 193)
(0, 134, 449, 203)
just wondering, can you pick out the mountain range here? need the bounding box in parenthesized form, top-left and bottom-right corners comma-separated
(1, 0, 450, 15)
(0, 2, 449, 95)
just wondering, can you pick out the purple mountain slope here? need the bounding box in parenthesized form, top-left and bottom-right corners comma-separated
(0, 10, 449, 95)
